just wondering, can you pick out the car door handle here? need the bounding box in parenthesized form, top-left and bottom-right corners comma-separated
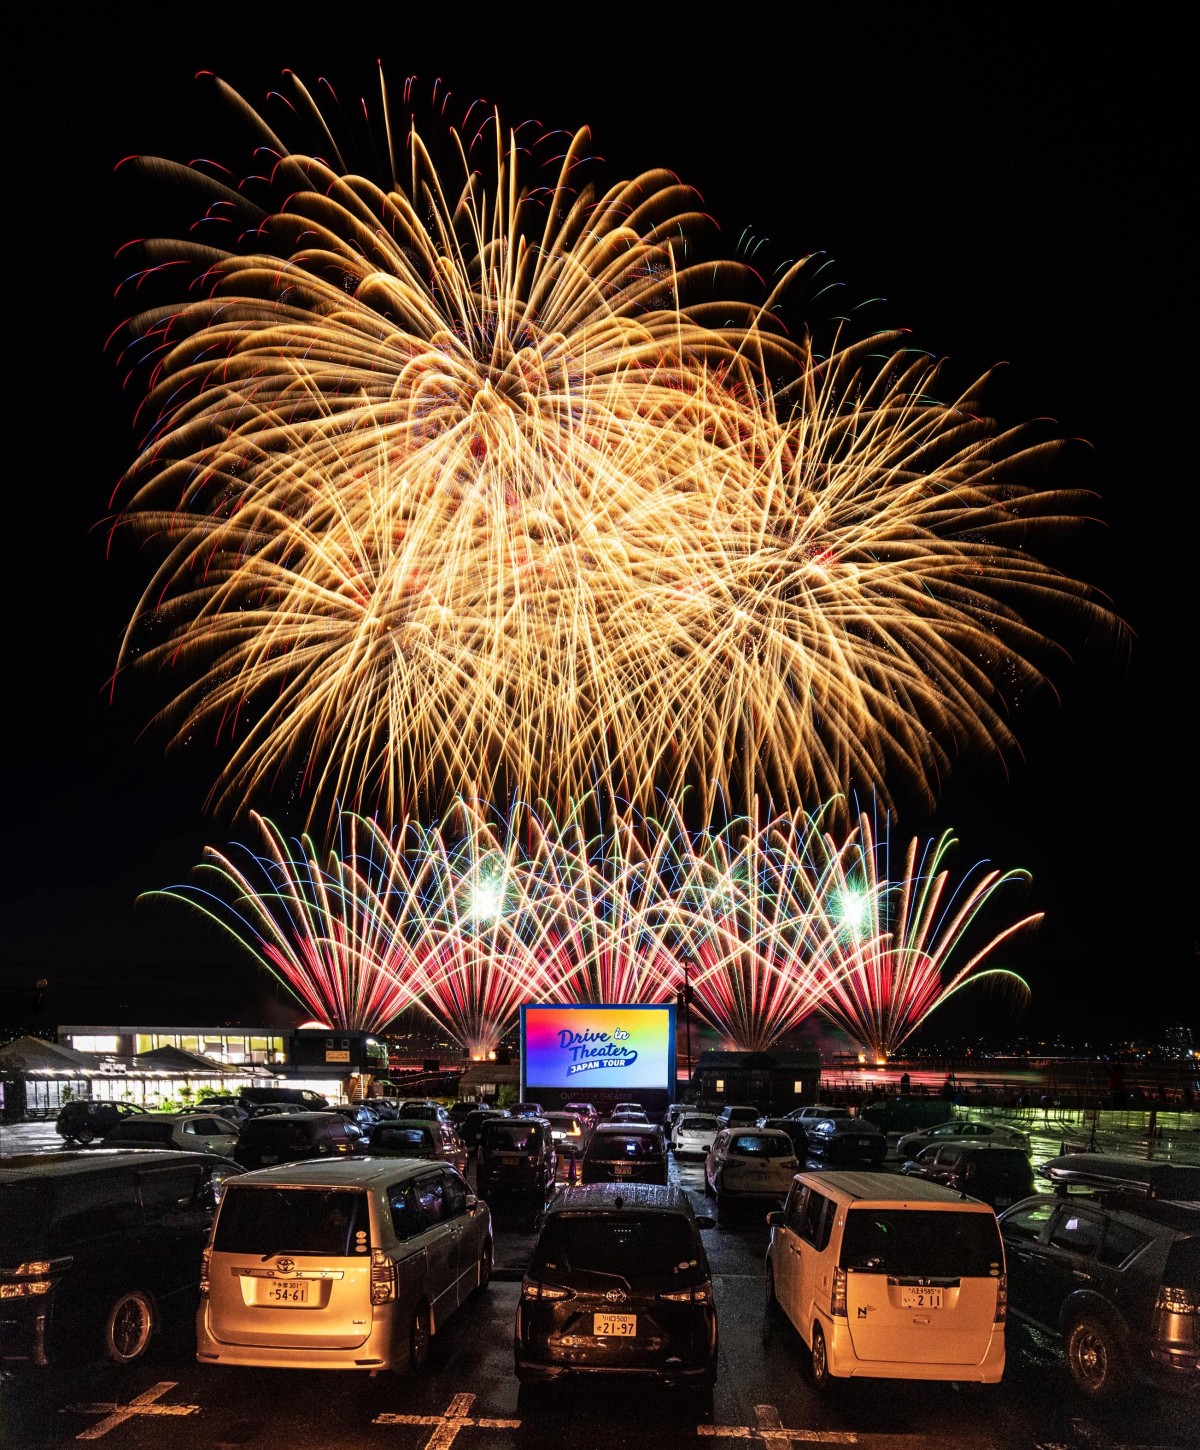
(1071, 1269, 1091, 1281)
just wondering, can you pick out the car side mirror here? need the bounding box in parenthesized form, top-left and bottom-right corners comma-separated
(694, 1215, 715, 1230)
(766, 1210, 784, 1227)
(465, 1193, 478, 1212)
(534, 1212, 546, 1231)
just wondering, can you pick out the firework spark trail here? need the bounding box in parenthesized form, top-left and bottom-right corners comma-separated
(111, 69, 1114, 827)
(813, 810, 1041, 1059)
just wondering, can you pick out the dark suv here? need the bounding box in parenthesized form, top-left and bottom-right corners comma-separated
(580, 1124, 668, 1186)
(476, 1116, 557, 1203)
(55, 1100, 144, 1146)
(999, 1154, 1200, 1399)
(901, 1142, 1035, 1210)
(232, 1112, 361, 1169)
(516, 1183, 717, 1402)
(1, 1150, 241, 1366)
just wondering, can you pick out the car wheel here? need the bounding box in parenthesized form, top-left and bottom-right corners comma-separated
(1066, 1315, 1131, 1401)
(765, 1264, 782, 1318)
(75, 1124, 95, 1145)
(476, 1238, 493, 1294)
(103, 1289, 157, 1363)
(408, 1301, 431, 1372)
(810, 1322, 834, 1391)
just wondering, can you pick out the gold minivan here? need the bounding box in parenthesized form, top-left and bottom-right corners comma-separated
(765, 1170, 1006, 1386)
(196, 1158, 492, 1371)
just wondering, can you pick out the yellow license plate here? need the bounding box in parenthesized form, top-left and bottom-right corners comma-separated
(593, 1313, 636, 1336)
(265, 1281, 310, 1305)
(900, 1287, 943, 1309)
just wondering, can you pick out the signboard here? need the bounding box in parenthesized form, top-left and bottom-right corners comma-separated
(520, 1003, 676, 1106)
(325, 1050, 351, 1063)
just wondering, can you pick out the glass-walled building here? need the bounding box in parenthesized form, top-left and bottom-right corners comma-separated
(60, 1026, 287, 1067)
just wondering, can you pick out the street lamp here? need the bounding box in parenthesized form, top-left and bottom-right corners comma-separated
(677, 961, 694, 1085)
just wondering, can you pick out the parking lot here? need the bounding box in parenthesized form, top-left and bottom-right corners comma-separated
(2, 1120, 1195, 1450)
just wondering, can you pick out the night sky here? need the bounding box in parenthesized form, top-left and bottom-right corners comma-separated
(5, 15, 1192, 1041)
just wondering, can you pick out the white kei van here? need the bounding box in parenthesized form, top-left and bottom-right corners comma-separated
(765, 1170, 1006, 1386)
(196, 1158, 492, 1371)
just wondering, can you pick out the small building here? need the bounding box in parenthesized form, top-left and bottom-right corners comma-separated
(691, 1048, 821, 1115)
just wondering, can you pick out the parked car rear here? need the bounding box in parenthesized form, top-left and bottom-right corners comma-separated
(901, 1143, 1034, 1210)
(363, 1120, 468, 1175)
(233, 1112, 361, 1169)
(805, 1116, 887, 1164)
(580, 1124, 667, 1187)
(476, 1117, 557, 1202)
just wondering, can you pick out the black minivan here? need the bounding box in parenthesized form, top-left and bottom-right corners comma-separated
(1, 1150, 241, 1366)
(476, 1116, 557, 1203)
(232, 1111, 361, 1169)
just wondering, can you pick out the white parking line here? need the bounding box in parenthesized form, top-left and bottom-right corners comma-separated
(698, 1403, 858, 1444)
(60, 1381, 199, 1441)
(374, 1391, 520, 1448)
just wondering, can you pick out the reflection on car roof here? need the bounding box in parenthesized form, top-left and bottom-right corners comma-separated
(0, 1149, 232, 1182)
(544, 1182, 693, 1215)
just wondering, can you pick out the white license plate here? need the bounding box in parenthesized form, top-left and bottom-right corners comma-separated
(265, 1281, 309, 1305)
(613, 1163, 633, 1176)
(593, 1313, 636, 1336)
(900, 1287, 943, 1310)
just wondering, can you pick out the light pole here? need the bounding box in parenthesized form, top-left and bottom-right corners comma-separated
(678, 961, 694, 1087)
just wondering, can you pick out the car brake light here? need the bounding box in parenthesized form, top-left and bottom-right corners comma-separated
(370, 1249, 396, 1304)
(995, 1273, 1007, 1322)
(831, 1267, 847, 1317)
(1156, 1284, 1197, 1314)
(521, 1281, 572, 1301)
(0, 1257, 73, 1299)
(199, 1247, 211, 1298)
(660, 1281, 713, 1303)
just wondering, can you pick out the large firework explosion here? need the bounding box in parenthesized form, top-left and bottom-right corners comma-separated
(110, 68, 1111, 828)
(814, 810, 1041, 1061)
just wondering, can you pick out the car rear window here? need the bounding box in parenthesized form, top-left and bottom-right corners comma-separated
(484, 1123, 544, 1152)
(589, 1133, 662, 1160)
(730, 1134, 791, 1158)
(840, 1208, 1003, 1277)
(681, 1118, 718, 1131)
(373, 1126, 434, 1152)
(214, 1186, 371, 1255)
(532, 1213, 698, 1278)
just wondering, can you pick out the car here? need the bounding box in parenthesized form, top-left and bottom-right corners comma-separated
(198, 1101, 250, 1125)
(671, 1113, 722, 1157)
(101, 1112, 241, 1158)
(804, 1116, 887, 1165)
(54, 1099, 145, 1145)
(765, 1171, 1008, 1387)
(704, 1128, 800, 1220)
(328, 1102, 381, 1131)
(542, 1112, 588, 1157)
(361, 1119, 468, 1175)
(232, 1112, 362, 1169)
(783, 1104, 854, 1124)
(461, 1107, 509, 1150)
(398, 1100, 453, 1125)
(246, 1102, 306, 1118)
(895, 1119, 1031, 1159)
(1, 1150, 242, 1366)
(860, 1096, 959, 1135)
(610, 1109, 649, 1125)
(612, 1101, 643, 1116)
(563, 1101, 599, 1128)
(580, 1124, 668, 1187)
(715, 1104, 760, 1129)
(662, 1102, 688, 1132)
(237, 1087, 330, 1111)
(756, 1116, 809, 1158)
(999, 1156, 1200, 1399)
(448, 1099, 481, 1127)
(901, 1143, 1035, 1210)
(476, 1116, 557, 1203)
(509, 1102, 545, 1119)
(196, 1157, 493, 1371)
(515, 1183, 717, 1402)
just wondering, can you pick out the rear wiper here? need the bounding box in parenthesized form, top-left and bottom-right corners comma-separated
(261, 1248, 297, 1262)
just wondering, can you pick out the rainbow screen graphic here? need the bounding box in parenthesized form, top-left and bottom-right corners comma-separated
(521, 1003, 676, 1094)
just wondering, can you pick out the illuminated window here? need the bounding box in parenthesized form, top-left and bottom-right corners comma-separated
(715, 1078, 725, 1093)
(135, 1034, 154, 1054)
(250, 1036, 268, 1053)
(181, 1037, 200, 1054)
(271, 1037, 285, 1057)
(793, 1081, 804, 1094)
(73, 1035, 120, 1054)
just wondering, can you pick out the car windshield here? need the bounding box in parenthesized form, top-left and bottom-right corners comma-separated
(371, 1126, 433, 1152)
(532, 1212, 697, 1281)
(213, 1186, 371, 1255)
(840, 1208, 1003, 1277)
(681, 1118, 718, 1131)
(590, 1133, 661, 1160)
(730, 1135, 791, 1158)
(484, 1123, 544, 1152)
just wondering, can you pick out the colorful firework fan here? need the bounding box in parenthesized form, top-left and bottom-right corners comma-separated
(814, 810, 1040, 1059)
(110, 68, 1112, 827)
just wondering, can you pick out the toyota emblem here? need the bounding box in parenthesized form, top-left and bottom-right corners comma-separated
(276, 1257, 295, 1273)
(605, 1288, 626, 1303)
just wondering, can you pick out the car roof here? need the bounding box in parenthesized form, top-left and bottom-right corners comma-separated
(1036, 1154, 1200, 1199)
(726, 1126, 792, 1139)
(1003, 1191, 1200, 1235)
(112, 1111, 214, 1122)
(0, 1149, 230, 1183)
(543, 1182, 695, 1216)
(243, 1111, 340, 1124)
(373, 1118, 437, 1131)
(796, 1169, 998, 1209)
(228, 1157, 451, 1188)
(591, 1122, 661, 1135)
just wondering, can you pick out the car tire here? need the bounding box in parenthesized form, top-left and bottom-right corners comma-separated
(408, 1301, 431, 1373)
(809, 1322, 834, 1391)
(476, 1238, 493, 1294)
(1066, 1315, 1131, 1401)
(103, 1289, 157, 1363)
(75, 1124, 95, 1145)
(765, 1264, 782, 1318)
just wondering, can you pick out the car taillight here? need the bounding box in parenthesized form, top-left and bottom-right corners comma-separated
(370, 1249, 396, 1304)
(1156, 1284, 1198, 1314)
(0, 1257, 71, 1299)
(521, 1281, 572, 1301)
(831, 1267, 847, 1317)
(660, 1281, 713, 1304)
(995, 1273, 1007, 1322)
(199, 1248, 212, 1298)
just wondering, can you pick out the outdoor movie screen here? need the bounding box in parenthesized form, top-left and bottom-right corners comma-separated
(521, 1003, 676, 1095)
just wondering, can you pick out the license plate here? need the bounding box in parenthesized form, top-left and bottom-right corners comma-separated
(266, 1281, 309, 1304)
(900, 1287, 943, 1310)
(261, 1154, 278, 1164)
(593, 1313, 636, 1336)
(995, 1196, 1012, 1207)
(613, 1163, 633, 1176)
